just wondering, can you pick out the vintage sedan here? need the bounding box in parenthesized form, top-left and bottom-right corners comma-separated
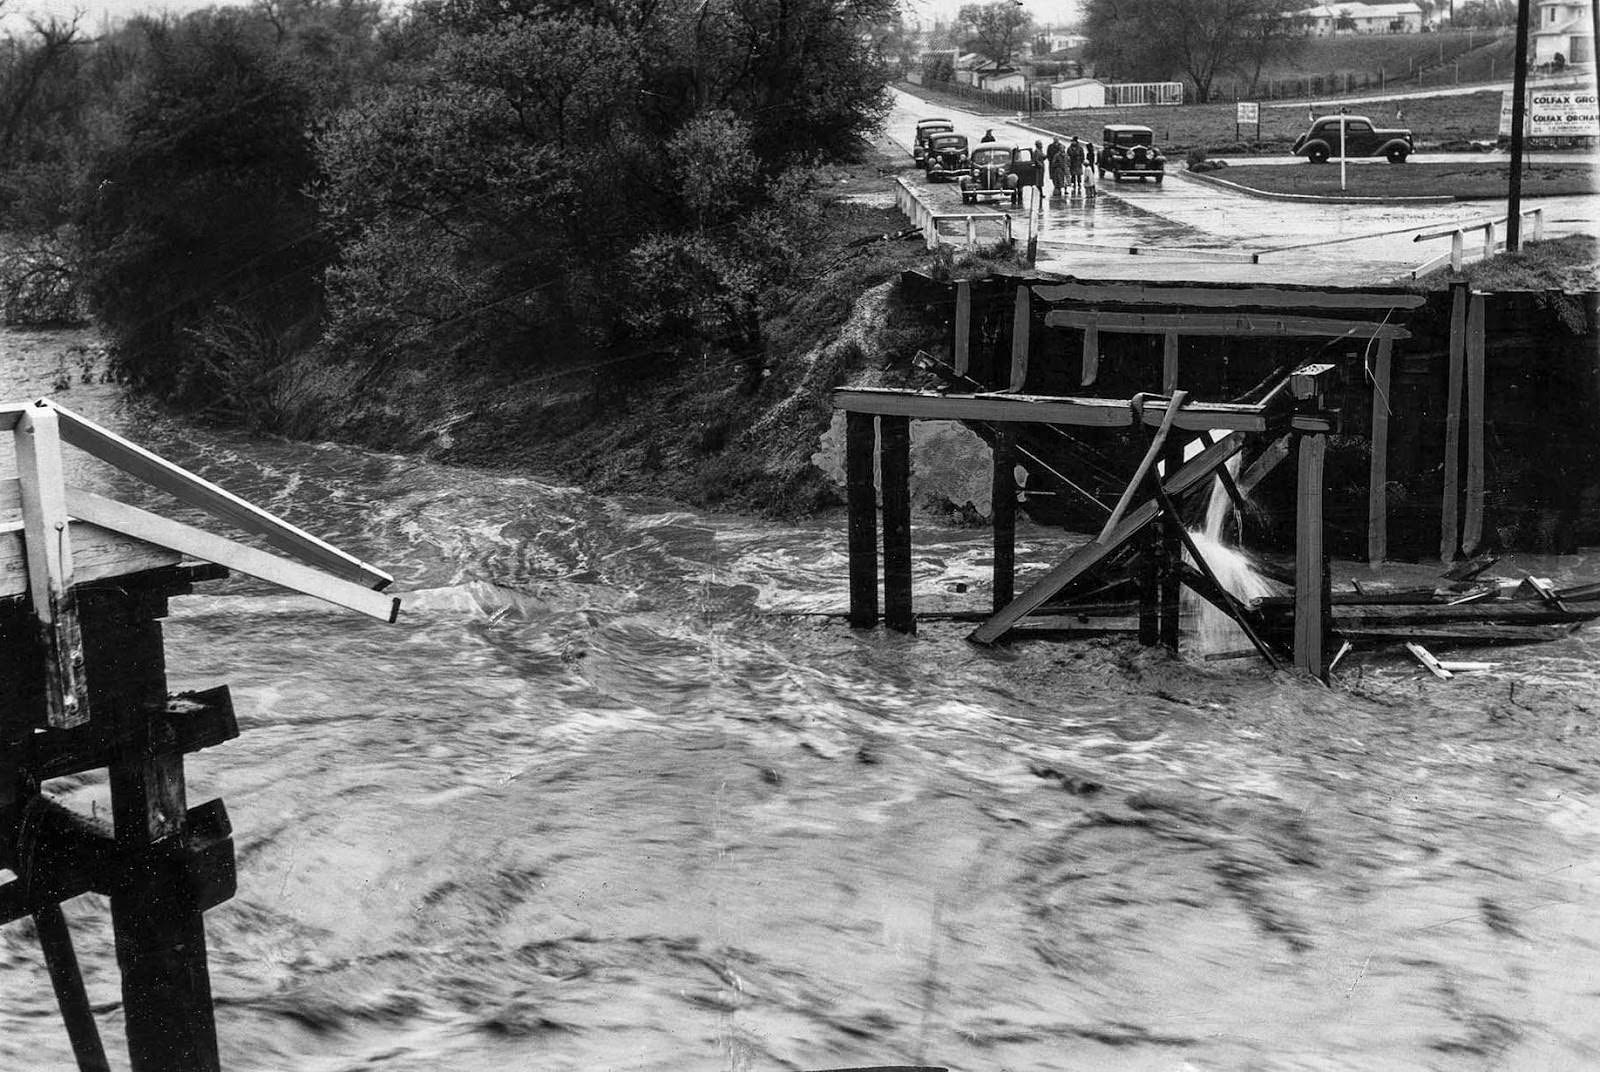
(1291, 115, 1413, 163)
(923, 133, 971, 181)
(1099, 124, 1165, 183)
(960, 145, 1020, 204)
(912, 118, 955, 166)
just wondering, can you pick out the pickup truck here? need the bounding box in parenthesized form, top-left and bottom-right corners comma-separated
(1291, 115, 1414, 164)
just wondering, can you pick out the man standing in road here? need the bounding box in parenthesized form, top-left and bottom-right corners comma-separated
(1066, 136, 1085, 194)
(1084, 140, 1098, 199)
(1046, 136, 1066, 197)
(980, 128, 996, 143)
(1032, 140, 1047, 197)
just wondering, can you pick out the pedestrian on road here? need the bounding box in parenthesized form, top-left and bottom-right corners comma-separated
(980, 128, 996, 143)
(1046, 136, 1066, 196)
(1032, 140, 1047, 196)
(1066, 136, 1085, 194)
(1084, 141, 1098, 199)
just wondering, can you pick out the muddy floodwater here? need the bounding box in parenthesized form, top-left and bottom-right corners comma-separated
(3, 328, 1599, 1071)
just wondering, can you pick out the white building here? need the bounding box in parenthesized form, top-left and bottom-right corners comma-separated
(1298, 3, 1424, 34)
(1050, 78, 1107, 109)
(1532, 0, 1594, 63)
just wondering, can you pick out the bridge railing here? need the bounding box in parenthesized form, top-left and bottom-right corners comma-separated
(1410, 208, 1544, 278)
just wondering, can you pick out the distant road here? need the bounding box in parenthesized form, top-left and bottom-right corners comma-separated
(1262, 74, 1592, 109)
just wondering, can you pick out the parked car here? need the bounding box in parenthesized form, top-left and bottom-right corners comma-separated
(924, 133, 970, 181)
(1007, 145, 1043, 200)
(1291, 114, 1413, 163)
(1099, 125, 1165, 183)
(960, 145, 1020, 204)
(912, 118, 954, 166)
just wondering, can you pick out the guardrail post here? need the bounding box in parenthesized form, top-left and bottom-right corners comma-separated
(924, 210, 938, 251)
(1483, 220, 1495, 260)
(965, 216, 977, 250)
(1532, 208, 1544, 240)
(1450, 230, 1463, 271)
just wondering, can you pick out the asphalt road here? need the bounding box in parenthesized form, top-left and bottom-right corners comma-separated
(888, 87, 1599, 285)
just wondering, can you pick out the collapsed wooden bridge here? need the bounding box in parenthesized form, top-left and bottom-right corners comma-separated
(832, 275, 1600, 677)
(2, 398, 397, 1071)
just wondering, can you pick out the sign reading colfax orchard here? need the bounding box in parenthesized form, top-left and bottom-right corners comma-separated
(1499, 89, 1600, 137)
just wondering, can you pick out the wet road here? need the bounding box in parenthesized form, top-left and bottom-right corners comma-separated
(888, 87, 1600, 284)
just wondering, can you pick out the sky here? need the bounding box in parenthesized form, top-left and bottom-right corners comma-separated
(906, 0, 1083, 31)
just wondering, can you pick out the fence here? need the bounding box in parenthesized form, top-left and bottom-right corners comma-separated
(892, 177, 1023, 252)
(1104, 82, 1185, 106)
(1410, 209, 1545, 278)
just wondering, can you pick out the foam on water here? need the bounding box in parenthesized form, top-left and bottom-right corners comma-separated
(1183, 452, 1282, 655)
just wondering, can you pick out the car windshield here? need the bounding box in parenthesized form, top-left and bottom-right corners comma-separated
(930, 135, 967, 150)
(1112, 130, 1154, 146)
(972, 149, 1009, 166)
(919, 124, 953, 137)
(1012, 148, 1037, 163)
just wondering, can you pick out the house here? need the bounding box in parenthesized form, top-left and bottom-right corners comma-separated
(981, 69, 1028, 92)
(1532, 0, 1594, 64)
(1036, 31, 1088, 52)
(1297, 2, 1423, 34)
(1050, 77, 1107, 109)
(954, 52, 990, 85)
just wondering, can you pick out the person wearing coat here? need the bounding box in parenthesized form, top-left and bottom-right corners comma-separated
(1046, 137, 1066, 196)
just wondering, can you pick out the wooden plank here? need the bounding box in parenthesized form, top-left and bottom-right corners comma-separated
(1294, 434, 1328, 678)
(1239, 435, 1292, 496)
(969, 432, 1247, 645)
(1462, 291, 1486, 555)
(1008, 285, 1030, 391)
(1440, 284, 1467, 562)
(1031, 282, 1426, 310)
(1162, 332, 1179, 394)
(832, 388, 1264, 431)
(992, 426, 1016, 612)
(953, 280, 972, 378)
(50, 401, 393, 591)
(1367, 336, 1394, 565)
(2, 521, 181, 598)
(880, 416, 914, 634)
(1406, 641, 1454, 679)
(845, 412, 878, 629)
(1044, 310, 1411, 340)
(14, 404, 91, 728)
(64, 487, 400, 622)
(1081, 323, 1099, 386)
(1098, 390, 1188, 542)
(33, 902, 113, 1072)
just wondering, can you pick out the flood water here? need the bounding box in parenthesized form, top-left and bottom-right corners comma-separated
(3, 329, 1600, 1071)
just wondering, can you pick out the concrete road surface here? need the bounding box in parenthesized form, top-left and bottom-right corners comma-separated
(888, 87, 1599, 285)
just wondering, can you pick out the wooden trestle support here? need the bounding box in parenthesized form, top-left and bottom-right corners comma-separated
(837, 379, 1338, 679)
(2, 398, 398, 1071)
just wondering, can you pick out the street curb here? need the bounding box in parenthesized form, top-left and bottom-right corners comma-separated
(1179, 167, 1455, 204)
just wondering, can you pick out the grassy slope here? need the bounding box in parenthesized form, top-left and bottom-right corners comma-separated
(1415, 233, 1600, 292)
(285, 146, 949, 519)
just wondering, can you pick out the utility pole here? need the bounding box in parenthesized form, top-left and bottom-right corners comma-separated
(1506, 0, 1531, 250)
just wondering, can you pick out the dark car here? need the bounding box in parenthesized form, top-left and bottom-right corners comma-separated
(960, 145, 1019, 204)
(1291, 115, 1413, 163)
(1099, 124, 1165, 183)
(924, 133, 970, 181)
(912, 118, 955, 166)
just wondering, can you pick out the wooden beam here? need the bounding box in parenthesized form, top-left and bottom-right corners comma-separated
(0, 402, 29, 432)
(969, 432, 1246, 645)
(1239, 435, 1292, 496)
(1367, 336, 1394, 565)
(832, 388, 1266, 431)
(14, 403, 91, 728)
(1032, 282, 1426, 310)
(1081, 323, 1099, 386)
(1159, 436, 1183, 652)
(50, 401, 393, 591)
(1440, 284, 1467, 562)
(1044, 310, 1411, 340)
(953, 280, 972, 377)
(845, 413, 878, 629)
(1162, 332, 1179, 394)
(1098, 390, 1188, 542)
(2, 519, 181, 598)
(1008, 285, 1030, 391)
(64, 487, 401, 622)
(33, 902, 112, 1072)
(1294, 433, 1329, 679)
(993, 425, 1016, 612)
(1462, 291, 1486, 556)
(880, 416, 914, 634)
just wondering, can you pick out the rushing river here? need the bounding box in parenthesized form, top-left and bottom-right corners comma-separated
(3, 328, 1599, 1072)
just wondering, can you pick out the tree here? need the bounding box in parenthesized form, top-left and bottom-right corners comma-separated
(1083, 0, 1304, 102)
(957, 1, 1033, 67)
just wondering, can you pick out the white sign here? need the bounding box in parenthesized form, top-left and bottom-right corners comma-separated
(1237, 101, 1259, 124)
(1499, 88, 1599, 136)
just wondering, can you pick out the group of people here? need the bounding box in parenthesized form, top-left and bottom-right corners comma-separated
(978, 128, 1097, 200)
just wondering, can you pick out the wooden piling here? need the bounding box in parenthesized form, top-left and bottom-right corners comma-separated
(33, 902, 111, 1072)
(1159, 436, 1183, 652)
(1008, 286, 1030, 392)
(992, 425, 1016, 612)
(880, 416, 915, 634)
(1462, 291, 1486, 556)
(1294, 433, 1329, 678)
(1139, 530, 1160, 646)
(1440, 283, 1467, 562)
(1162, 332, 1179, 394)
(953, 280, 971, 378)
(1081, 324, 1099, 386)
(845, 412, 878, 629)
(1367, 335, 1393, 566)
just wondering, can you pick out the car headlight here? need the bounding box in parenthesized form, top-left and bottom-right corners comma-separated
(1005, 175, 1018, 187)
